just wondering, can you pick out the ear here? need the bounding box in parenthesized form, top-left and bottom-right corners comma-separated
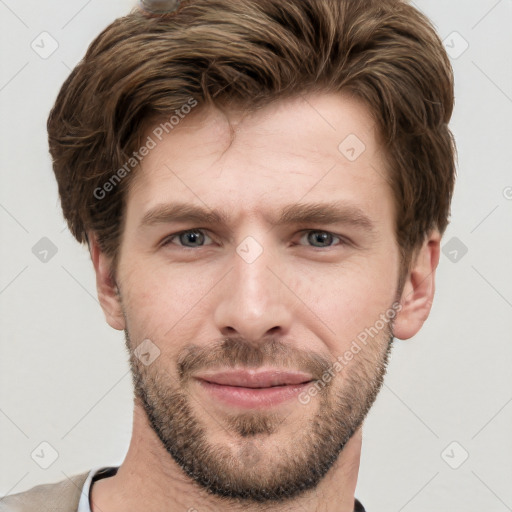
(393, 230, 441, 340)
(88, 231, 125, 331)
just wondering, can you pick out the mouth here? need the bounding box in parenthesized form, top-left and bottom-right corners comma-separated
(193, 369, 315, 409)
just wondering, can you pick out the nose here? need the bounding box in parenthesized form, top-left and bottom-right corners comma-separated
(213, 241, 294, 344)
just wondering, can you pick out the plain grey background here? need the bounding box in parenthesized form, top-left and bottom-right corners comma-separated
(1, 0, 511, 510)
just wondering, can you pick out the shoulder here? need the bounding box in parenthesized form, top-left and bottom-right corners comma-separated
(0, 471, 90, 512)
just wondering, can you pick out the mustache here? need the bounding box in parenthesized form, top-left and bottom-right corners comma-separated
(177, 337, 332, 382)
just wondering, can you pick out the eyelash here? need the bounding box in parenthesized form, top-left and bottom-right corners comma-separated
(161, 229, 350, 250)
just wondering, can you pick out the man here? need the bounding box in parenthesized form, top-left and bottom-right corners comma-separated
(0, 0, 456, 510)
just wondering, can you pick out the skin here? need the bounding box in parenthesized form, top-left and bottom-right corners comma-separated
(88, 92, 440, 512)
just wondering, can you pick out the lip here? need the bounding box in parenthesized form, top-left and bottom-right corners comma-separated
(194, 369, 315, 409)
(195, 369, 314, 388)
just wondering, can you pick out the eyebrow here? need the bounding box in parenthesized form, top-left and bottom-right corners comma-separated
(139, 201, 376, 232)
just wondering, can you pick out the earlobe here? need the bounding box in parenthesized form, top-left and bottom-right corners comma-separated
(88, 231, 125, 331)
(393, 230, 441, 340)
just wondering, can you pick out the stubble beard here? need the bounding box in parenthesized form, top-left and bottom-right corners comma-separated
(125, 327, 394, 504)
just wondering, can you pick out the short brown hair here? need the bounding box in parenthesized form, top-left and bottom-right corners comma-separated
(48, 0, 456, 275)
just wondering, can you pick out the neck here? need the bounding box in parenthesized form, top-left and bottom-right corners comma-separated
(91, 402, 362, 512)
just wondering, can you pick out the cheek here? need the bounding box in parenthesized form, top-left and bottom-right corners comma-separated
(289, 257, 398, 352)
(120, 263, 217, 347)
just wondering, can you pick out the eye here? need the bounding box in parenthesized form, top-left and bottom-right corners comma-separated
(162, 229, 213, 248)
(298, 230, 348, 248)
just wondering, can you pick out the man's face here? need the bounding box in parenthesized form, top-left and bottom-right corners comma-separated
(114, 93, 402, 502)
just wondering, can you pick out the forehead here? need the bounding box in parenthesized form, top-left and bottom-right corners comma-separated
(125, 92, 393, 229)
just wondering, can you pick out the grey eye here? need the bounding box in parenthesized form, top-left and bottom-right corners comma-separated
(178, 230, 207, 248)
(162, 229, 213, 249)
(139, 0, 181, 14)
(293, 229, 352, 250)
(301, 231, 341, 248)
